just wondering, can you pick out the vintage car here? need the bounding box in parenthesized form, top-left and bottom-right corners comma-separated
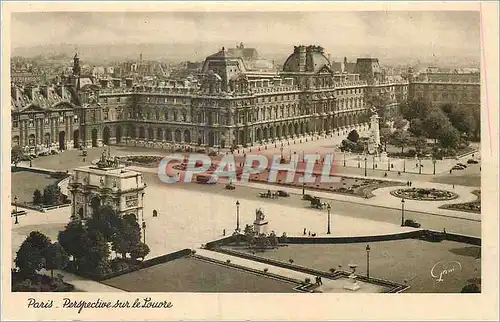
(225, 183, 236, 190)
(467, 159, 479, 164)
(310, 197, 324, 209)
(404, 219, 421, 228)
(276, 190, 290, 197)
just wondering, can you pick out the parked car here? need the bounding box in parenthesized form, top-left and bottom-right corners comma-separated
(457, 163, 467, 168)
(404, 219, 421, 228)
(302, 194, 315, 201)
(276, 190, 290, 197)
(452, 165, 465, 170)
(467, 159, 479, 164)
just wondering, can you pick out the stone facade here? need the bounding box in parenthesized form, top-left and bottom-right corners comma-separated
(68, 154, 146, 220)
(11, 45, 417, 151)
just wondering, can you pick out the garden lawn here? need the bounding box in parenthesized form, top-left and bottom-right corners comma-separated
(101, 257, 299, 292)
(229, 239, 481, 293)
(11, 170, 58, 204)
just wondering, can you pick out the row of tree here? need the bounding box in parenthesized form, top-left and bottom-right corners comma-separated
(57, 205, 150, 276)
(15, 231, 69, 279)
(33, 183, 65, 206)
(400, 99, 478, 147)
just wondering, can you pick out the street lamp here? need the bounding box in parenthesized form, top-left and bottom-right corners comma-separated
(142, 220, 147, 244)
(403, 158, 406, 173)
(418, 157, 422, 174)
(327, 203, 331, 234)
(387, 158, 390, 171)
(372, 155, 375, 170)
(280, 147, 283, 160)
(366, 244, 371, 279)
(14, 196, 19, 225)
(364, 157, 367, 177)
(235, 200, 240, 232)
(302, 182, 305, 195)
(343, 151, 346, 167)
(401, 198, 405, 226)
(433, 159, 437, 175)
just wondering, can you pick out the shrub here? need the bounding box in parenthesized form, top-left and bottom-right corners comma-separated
(304, 277, 311, 284)
(51, 171, 68, 179)
(226, 259, 231, 264)
(263, 268, 269, 273)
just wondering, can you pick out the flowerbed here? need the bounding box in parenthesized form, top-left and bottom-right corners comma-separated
(390, 188, 459, 201)
(440, 190, 481, 214)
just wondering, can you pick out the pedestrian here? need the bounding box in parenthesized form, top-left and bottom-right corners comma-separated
(303, 228, 307, 236)
(443, 228, 447, 234)
(398, 171, 401, 176)
(453, 184, 455, 189)
(308, 231, 311, 236)
(450, 169, 452, 174)
(319, 277, 323, 285)
(410, 181, 412, 187)
(384, 172, 388, 177)
(223, 229, 226, 236)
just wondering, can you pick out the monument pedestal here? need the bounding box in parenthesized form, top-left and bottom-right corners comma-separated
(253, 208, 269, 235)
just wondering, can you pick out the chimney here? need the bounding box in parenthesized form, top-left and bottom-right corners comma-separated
(11, 86, 21, 101)
(24, 85, 39, 100)
(40, 85, 51, 98)
(125, 78, 133, 88)
(100, 79, 109, 88)
(113, 79, 121, 88)
(298, 46, 306, 72)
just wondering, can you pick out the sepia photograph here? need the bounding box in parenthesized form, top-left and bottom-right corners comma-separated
(2, 2, 499, 321)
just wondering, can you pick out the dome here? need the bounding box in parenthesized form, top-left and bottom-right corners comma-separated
(283, 45, 331, 73)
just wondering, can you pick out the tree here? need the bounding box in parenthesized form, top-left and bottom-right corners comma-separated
(379, 127, 392, 151)
(81, 230, 111, 274)
(130, 242, 150, 261)
(12, 146, 24, 167)
(340, 139, 357, 152)
(347, 129, 360, 143)
(112, 214, 141, 258)
(441, 103, 476, 137)
(44, 242, 69, 278)
(43, 183, 62, 205)
(367, 91, 390, 121)
(33, 189, 43, 205)
(422, 109, 452, 142)
(413, 136, 428, 154)
(461, 283, 480, 293)
(15, 242, 46, 277)
(14, 231, 51, 276)
(438, 125, 461, 149)
(408, 118, 425, 137)
(393, 117, 408, 130)
(389, 130, 414, 153)
(243, 224, 255, 245)
(86, 205, 122, 241)
(399, 98, 433, 121)
(58, 220, 90, 264)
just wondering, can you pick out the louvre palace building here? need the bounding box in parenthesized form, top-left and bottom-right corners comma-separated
(11, 45, 413, 151)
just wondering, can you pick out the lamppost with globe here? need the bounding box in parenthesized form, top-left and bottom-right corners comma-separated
(235, 200, 240, 232)
(14, 196, 19, 224)
(327, 203, 332, 234)
(364, 157, 367, 177)
(366, 244, 371, 279)
(142, 220, 147, 244)
(433, 159, 437, 175)
(401, 198, 405, 226)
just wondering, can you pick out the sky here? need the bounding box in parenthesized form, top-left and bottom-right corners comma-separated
(11, 11, 480, 58)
